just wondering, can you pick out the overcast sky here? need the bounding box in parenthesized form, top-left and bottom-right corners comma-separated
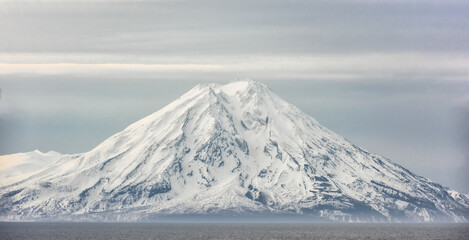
(0, 0, 468, 192)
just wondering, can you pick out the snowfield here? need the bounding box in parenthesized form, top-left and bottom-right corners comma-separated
(1, 80, 468, 222)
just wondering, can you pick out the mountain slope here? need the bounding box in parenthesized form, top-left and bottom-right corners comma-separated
(1, 80, 468, 222)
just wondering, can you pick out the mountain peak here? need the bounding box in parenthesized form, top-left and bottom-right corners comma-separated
(221, 79, 269, 96)
(188, 79, 270, 98)
(1, 80, 468, 222)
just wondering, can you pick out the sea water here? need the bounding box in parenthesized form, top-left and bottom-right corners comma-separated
(1, 222, 468, 239)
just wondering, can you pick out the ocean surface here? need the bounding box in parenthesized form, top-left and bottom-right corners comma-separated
(1, 222, 468, 239)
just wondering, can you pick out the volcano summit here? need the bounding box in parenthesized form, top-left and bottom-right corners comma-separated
(1, 80, 468, 222)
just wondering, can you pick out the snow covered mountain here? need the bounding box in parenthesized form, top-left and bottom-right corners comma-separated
(1, 80, 468, 222)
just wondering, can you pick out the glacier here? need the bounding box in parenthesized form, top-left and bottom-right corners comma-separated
(1, 80, 468, 222)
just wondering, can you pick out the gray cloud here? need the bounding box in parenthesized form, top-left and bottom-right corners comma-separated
(1, 0, 467, 81)
(1, 0, 468, 55)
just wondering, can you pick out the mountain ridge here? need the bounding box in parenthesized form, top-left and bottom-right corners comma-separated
(1, 80, 468, 222)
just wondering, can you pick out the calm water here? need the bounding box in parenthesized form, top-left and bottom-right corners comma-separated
(1, 223, 468, 240)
